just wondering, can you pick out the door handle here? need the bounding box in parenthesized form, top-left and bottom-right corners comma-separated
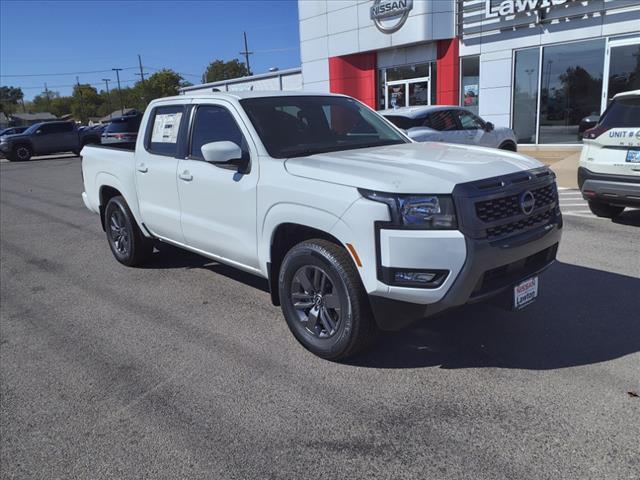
(179, 170, 193, 182)
(136, 163, 148, 173)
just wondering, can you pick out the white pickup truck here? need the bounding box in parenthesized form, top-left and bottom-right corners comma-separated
(81, 91, 562, 360)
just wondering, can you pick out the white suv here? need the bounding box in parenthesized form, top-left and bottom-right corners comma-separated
(578, 90, 640, 218)
(81, 92, 562, 360)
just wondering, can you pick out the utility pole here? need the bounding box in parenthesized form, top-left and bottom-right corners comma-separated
(136, 54, 146, 106)
(137, 54, 145, 82)
(112, 68, 124, 113)
(44, 82, 51, 110)
(76, 76, 85, 123)
(240, 31, 253, 75)
(102, 78, 112, 119)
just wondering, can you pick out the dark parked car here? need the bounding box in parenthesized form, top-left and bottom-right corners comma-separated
(578, 114, 600, 140)
(0, 121, 101, 161)
(0, 126, 29, 137)
(101, 113, 142, 144)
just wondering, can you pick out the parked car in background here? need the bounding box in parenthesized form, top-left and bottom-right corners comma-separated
(101, 113, 142, 144)
(578, 114, 600, 140)
(578, 89, 640, 218)
(0, 126, 29, 137)
(81, 91, 562, 360)
(382, 105, 518, 151)
(0, 121, 101, 161)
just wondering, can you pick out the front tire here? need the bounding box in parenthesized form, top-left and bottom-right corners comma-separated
(588, 200, 624, 218)
(278, 239, 377, 360)
(10, 144, 32, 161)
(104, 196, 153, 266)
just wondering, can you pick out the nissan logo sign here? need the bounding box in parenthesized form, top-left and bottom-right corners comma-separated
(370, 0, 413, 34)
(519, 191, 536, 215)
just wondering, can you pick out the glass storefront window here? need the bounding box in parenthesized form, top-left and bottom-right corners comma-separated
(607, 43, 640, 102)
(460, 56, 480, 114)
(539, 39, 605, 144)
(513, 48, 540, 144)
(385, 63, 428, 82)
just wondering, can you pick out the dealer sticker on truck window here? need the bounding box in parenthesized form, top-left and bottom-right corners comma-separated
(514, 276, 538, 310)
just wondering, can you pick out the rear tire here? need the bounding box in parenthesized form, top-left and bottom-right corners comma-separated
(104, 196, 153, 266)
(278, 239, 377, 361)
(588, 200, 624, 218)
(10, 144, 32, 161)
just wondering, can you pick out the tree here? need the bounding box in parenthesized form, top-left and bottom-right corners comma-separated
(32, 90, 59, 113)
(202, 59, 249, 84)
(72, 84, 103, 123)
(0, 86, 24, 114)
(140, 69, 185, 103)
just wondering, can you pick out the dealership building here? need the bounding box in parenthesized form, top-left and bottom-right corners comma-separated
(183, 0, 640, 145)
(297, 0, 640, 144)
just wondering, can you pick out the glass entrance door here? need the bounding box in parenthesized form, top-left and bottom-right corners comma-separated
(601, 37, 640, 112)
(384, 77, 431, 109)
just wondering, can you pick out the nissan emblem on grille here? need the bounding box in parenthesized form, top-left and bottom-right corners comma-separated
(519, 191, 535, 215)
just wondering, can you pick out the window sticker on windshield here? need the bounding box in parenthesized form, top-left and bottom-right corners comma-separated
(151, 112, 182, 143)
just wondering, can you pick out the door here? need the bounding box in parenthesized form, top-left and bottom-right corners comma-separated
(384, 77, 431, 109)
(57, 122, 78, 151)
(177, 103, 259, 269)
(30, 123, 56, 154)
(134, 104, 186, 242)
(601, 36, 640, 113)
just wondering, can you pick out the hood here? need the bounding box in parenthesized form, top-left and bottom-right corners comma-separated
(284, 142, 541, 194)
(0, 133, 29, 142)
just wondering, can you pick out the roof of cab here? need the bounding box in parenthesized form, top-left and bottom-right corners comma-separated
(379, 105, 463, 118)
(180, 90, 347, 100)
(612, 89, 639, 99)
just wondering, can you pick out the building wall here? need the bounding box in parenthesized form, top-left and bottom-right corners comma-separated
(299, 0, 456, 91)
(459, 0, 640, 128)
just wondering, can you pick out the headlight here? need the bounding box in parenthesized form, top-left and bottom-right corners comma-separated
(359, 189, 457, 229)
(0, 137, 7, 144)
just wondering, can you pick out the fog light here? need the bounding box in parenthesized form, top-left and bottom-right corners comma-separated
(382, 268, 449, 288)
(394, 271, 437, 284)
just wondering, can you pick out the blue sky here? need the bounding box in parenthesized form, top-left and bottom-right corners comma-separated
(0, 0, 301, 100)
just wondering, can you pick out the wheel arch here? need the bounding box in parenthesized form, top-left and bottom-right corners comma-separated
(499, 140, 517, 151)
(96, 173, 145, 234)
(262, 202, 361, 306)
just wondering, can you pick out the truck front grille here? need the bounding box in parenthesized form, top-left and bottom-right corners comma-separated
(475, 184, 556, 222)
(485, 209, 554, 239)
(452, 168, 561, 241)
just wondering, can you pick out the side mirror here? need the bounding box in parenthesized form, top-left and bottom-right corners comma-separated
(35, 129, 43, 135)
(485, 122, 495, 132)
(201, 141, 249, 173)
(201, 141, 242, 164)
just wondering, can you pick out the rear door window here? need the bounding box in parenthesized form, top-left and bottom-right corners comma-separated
(145, 105, 185, 156)
(426, 110, 457, 131)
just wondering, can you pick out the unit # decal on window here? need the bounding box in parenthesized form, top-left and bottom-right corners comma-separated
(151, 112, 183, 143)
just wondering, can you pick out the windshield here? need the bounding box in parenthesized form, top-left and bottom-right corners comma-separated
(240, 96, 408, 158)
(105, 116, 141, 133)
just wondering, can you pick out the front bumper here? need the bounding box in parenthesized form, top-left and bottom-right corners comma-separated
(0, 143, 10, 154)
(578, 167, 640, 208)
(370, 222, 561, 330)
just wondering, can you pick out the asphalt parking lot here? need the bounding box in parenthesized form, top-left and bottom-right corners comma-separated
(1, 156, 639, 480)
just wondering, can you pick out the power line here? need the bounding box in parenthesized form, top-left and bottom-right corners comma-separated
(0, 67, 138, 78)
(17, 79, 137, 90)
